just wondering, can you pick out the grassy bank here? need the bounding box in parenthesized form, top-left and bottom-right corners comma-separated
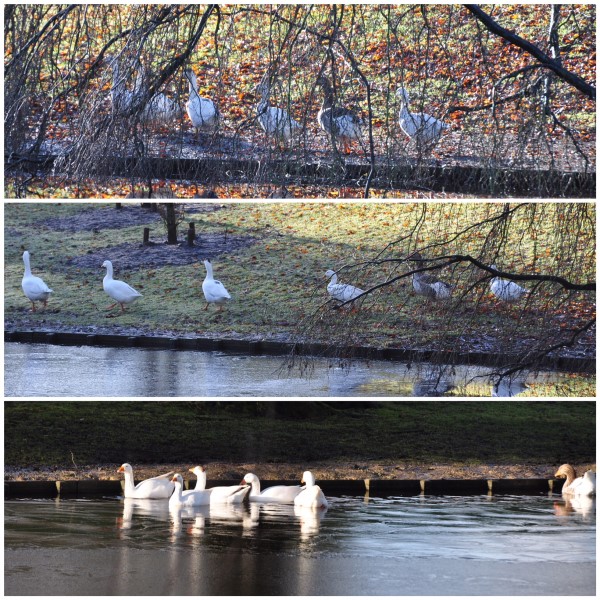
(4, 202, 595, 396)
(5, 401, 595, 468)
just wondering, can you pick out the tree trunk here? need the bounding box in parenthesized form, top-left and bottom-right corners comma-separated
(166, 204, 178, 244)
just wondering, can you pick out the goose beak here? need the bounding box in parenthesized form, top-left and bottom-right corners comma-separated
(117, 466, 124, 473)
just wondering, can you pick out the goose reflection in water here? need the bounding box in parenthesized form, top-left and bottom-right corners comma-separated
(553, 495, 595, 521)
(118, 498, 171, 533)
(294, 504, 328, 540)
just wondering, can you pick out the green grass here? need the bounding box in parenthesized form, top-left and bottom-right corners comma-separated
(4, 401, 595, 467)
(5, 202, 594, 339)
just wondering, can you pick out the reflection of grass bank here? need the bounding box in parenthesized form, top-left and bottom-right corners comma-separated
(4, 203, 595, 355)
(4, 401, 596, 468)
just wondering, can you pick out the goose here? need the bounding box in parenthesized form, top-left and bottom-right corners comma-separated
(169, 474, 213, 508)
(554, 464, 596, 496)
(242, 472, 303, 504)
(396, 87, 449, 150)
(294, 471, 328, 508)
(102, 260, 142, 313)
(189, 466, 250, 504)
(184, 68, 219, 138)
(256, 73, 301, 146)
(316, 75, 362, 153)
(489, 265, 529, 302)
(117, 463, 175, 499)
(135, 60, 179, 127)
(106, 54, 138, 115)
(325, 269, 365, 304)
(21, 250, 53, 312)
(408, 252, 453, 300)
(202, 259, 231, 311)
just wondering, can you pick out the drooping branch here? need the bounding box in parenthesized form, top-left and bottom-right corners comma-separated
(463, 4, 595, 100)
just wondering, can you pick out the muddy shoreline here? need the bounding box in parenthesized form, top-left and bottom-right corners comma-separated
(4, 460, 596, 483)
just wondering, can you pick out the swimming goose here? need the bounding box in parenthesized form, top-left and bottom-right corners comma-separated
(554, 464, 596, 496)
(396, 87, 449, 150)
(489, 265, 529, 302)
(169, 474, 213, 507)
(408, 252, 453, 300)
(117, 463, 175, 499)
(21, 250, 53, 312)
(242, 472, 303, 504)
(294, 471, 328, 508)
(316, 75, 362, 153)
(189, 466, 250, 504)
(202, 259, 231, 311)
(184, 68, 219, 138)
(102, 260, 142, 313)
(325, 269, 365, 304)
(256, 73, 301, 145)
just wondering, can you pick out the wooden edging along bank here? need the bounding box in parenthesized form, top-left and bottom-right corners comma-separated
(5, 330, 595, 373)
(5, 478, 565, 499)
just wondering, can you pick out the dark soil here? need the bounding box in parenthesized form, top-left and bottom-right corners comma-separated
(40, 204, 221, 232)
(68, 236, 257, 271)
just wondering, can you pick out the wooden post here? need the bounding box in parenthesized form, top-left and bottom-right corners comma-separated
(187, 222, 196, 247)
(115, 203, 122, 209)
(143, 227, 150, 245)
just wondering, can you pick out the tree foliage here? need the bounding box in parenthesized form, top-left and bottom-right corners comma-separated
(4, 4, 596, 198)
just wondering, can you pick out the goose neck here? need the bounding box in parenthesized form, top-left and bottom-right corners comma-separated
(194, 469, 207, 491)
(23, 252, 32, 276)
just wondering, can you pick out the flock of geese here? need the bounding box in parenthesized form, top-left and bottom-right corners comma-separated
(118, 462, 595, 506)
(326, 253, 529, 306)
(118, 463, 329, 509)
(21, 250, 530, 314)
(105, 54, 450, 152)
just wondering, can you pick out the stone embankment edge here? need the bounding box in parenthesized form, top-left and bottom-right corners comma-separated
(5, 330, 595, 373)
(5, 478, 565, 498)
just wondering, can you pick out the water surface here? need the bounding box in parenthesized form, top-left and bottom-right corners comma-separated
(4, 342, 591, 397)
(4, 495, 595, 595)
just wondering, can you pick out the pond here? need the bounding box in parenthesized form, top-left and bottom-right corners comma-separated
(3, 342, 593, 397)
(4, 495, 595, 595)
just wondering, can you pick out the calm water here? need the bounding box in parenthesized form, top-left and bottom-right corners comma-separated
(4, 342, 591, 397)
(4, 495, 596, 595)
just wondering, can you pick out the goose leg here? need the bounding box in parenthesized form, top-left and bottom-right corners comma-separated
(119, 303, 127, 313)
(30, 301, 37, 312)
(105, 302, 118, 310)
(204, 302, 210, 310)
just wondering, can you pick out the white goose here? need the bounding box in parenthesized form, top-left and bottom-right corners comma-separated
(242, 472, 303, 504)
(316, 75, 362, 154)
(169, 474, 213, 508)
(325, 270, 365, 304)
(555, 464, 596, 496)
(189, 466, 250, 504)
(294, 471, 328, 508)
(117, 463, 175, 499)
(136, 60, 179, 127)
(102, 260, 142, 313)
(408, 252, 453, 300)
(396, 87, 449, 149)
(489, 265, 529, 302)
(202, 259, 231, 311)
(21, 250, 53, 312)
(184, 68, 219, 138)
(106, 54, 138, 115)
(256, 73, 301, 146)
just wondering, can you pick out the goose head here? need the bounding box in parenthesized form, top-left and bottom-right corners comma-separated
(301, 471, 316, 486)
(117, 463, 132, 474)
